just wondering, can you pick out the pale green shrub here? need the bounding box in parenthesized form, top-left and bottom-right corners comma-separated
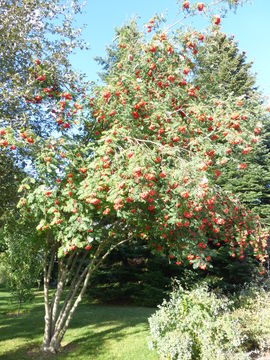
(149, 282, 250, 360)
(232, 284, 270, 354)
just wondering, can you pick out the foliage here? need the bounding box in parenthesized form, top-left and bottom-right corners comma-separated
(0, 0, 87, 238)
(149, 282, 249, 360)
(0, 253, 8, 284)
(87, 239, 260, 306)
(87, 240, 183, 307)
(0, 0, 86, 133)
(204, 246, 259, 294)
(195, 30, 256, 98)
(195, 30, 270, 226)
(149, 281, 270, 360)
(87, 241, 261, 305)
(231, 283, 270, 354)
(0, 150, 22, 233)
(0, 0, 87, 227)
(88, 27, 270, 303)
(10, 21, 268, 268)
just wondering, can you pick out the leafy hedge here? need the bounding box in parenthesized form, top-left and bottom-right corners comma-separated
(149, 282, 270, 360)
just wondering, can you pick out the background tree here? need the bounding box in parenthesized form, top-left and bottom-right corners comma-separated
(0, 0, 88, 337)
(191, 29, 270, 282)
(87, 239, 185, 307)
(0, 0, 88, 238)
(1, 219, 43, 315)
(195, 31, 256, 97)
(0, 148, 25, 264)
(0, 151, 22, 226)
(0, 0, 86, 135)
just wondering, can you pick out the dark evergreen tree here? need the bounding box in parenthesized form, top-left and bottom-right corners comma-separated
(195, 30, 256, 98)
(87, 239, 185, 307)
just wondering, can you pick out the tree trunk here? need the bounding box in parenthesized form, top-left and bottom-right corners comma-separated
(41, 236, 56, 352)
(17, 299, 21, 317)
(40, 237, 130, 354)
(41, 257, 92, 353)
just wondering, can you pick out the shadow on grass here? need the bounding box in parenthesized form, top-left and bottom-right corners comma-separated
(0, 289, 45, 343)
(0, 322, 146, 360)
(0, 289, 155, 360)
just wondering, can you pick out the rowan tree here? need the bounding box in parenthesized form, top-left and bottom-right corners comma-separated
(91, 26, 270, 297)
(0, 0, 268, 354)
(195, 30, 270, 225)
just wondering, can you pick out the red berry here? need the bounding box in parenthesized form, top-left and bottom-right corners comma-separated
(198, 3, 204, 11)
(37, 75, 45, 81)
(79, 167, 87, 173)
(35, 95, 42, 102)
(214, 15, 221, 25)
(1, 140, 8, 147)
(198, 33, 204, 41)
(182, 1, 189, 9)
(183, 67, 190, 75)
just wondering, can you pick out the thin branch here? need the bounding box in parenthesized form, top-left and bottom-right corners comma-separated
(42, 233, 56, 348)
(94, 237, 132, 270)
(64, 252, 79, 285)
(53, 251, 89, 332)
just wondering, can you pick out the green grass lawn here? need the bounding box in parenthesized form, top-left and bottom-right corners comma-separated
(0, 288, 158, 360)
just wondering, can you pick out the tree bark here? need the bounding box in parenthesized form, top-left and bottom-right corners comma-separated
(41, 236, 56, 352)
(17, 299, 21, 317)
(50, 253, 76, 335)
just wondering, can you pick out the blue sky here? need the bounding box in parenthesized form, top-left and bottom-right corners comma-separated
(70, 0, 270, 98)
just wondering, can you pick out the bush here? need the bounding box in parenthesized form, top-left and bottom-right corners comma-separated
(231, 283, 270, 354)
(149, 282, 249, 360)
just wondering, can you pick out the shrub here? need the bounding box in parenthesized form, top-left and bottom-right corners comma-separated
(148, 282, 249, 360)
(231, 283, 270, 354)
